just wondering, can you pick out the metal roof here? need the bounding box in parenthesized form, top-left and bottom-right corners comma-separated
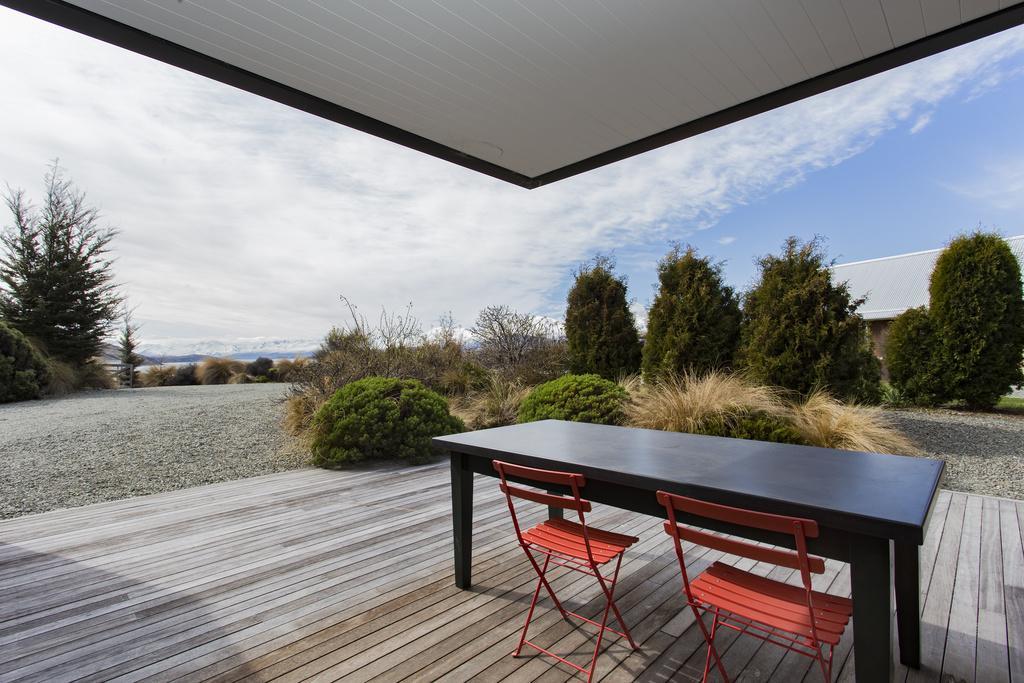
(3, 0, 1023, 188)
(833, 235, 1024, 321)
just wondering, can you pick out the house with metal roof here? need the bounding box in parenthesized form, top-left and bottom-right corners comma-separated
(832, 235, 1024, 363)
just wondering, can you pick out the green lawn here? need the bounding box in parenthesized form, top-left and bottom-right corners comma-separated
(996, 396, 1024, 414)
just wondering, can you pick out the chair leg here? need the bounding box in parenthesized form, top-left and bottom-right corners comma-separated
(690, 602, 729, 683)
(586, 576, 618, 683)
(520, 548, 569, 618)
(515, 554, 552, 656)
(596, 554, 638, 649)
(815, 642, 832, 682)
(702, 611, 721, 682)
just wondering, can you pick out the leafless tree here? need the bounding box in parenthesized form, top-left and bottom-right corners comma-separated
(470, 305, 563, 373)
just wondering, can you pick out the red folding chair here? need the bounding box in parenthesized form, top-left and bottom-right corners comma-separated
(494, 460, 639, 681)
(657, 491, 853, 682)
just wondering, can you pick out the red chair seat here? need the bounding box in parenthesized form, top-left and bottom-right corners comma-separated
(522, 518, 638, 565)
(691, 562, 853, 645)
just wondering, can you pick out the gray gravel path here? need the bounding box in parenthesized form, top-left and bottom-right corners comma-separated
(0, 384, 309, 519)
(886, 408, 1024, 500)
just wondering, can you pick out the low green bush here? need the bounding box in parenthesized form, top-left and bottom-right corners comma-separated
(0, 321, 49, 403)
(246, 357, 275, 378)
(518, 374, 627, 425)
(694, 411, 806, 445)
(310, 377, 464, 467)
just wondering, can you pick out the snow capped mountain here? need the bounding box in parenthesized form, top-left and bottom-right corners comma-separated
(138, 337, 320, 360)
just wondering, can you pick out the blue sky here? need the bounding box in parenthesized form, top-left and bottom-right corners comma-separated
(0, 7, 1022, 354)
(595, 45, 1024, 304)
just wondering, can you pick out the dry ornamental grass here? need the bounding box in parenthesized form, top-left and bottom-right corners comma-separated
(625, 371, 919, 455)
(788, 391, 920, 455)
(625, 371, 784, 433)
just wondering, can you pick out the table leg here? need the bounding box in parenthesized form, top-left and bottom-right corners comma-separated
(547, 490, 564, 520)
(894, 541, 921, 668)
(849, 535, 893, 682)
(451, 452, 473, 589)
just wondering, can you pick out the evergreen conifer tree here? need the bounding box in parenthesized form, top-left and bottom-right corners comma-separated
(1, 162, 122, 366)
(928, 232, 1024, 408)
(738, 237, 880, 401)
(565, 256, 642, 379)
(641, 245, 740, 380)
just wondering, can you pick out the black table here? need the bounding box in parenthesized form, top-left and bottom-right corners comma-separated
(433, 420, 944, 683)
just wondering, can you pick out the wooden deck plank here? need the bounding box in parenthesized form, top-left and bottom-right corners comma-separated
(940, 493, 982, 681)
(1004, 499, 1024, 682)
(975, 496, 1009, 683)
(0, 473, 455, 649)
(0, 465, 1013, 683)
(905, 492, 968, 683)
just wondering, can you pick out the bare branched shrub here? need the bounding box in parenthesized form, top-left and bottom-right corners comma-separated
(788, 391, 920, 454)
(470, 305, 567, 383)
(274, 357, 308, 383)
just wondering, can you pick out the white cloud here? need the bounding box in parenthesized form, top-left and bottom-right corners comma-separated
(910, 112, 933, 134)
(1, 8, 1023, 352)
(717, 236, 737, 246)
(945, 155, 1024, 212)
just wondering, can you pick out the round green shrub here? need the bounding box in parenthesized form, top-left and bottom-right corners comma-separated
(518, 374, 627, 425)
(310, 377, 464, 467)
(885, 307, 945, 406)
(929, 232, 1024, 409)
(0, 321, 49, 403)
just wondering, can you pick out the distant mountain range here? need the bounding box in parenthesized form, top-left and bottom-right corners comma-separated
(136, 338, 319, 364)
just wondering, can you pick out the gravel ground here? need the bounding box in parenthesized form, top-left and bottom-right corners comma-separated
(2, 387, 1020, 520)
(885, 408, 1024, 500)
(0, 384, 309, 519)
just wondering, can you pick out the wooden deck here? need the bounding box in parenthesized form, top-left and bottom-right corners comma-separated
(0, 464, 1020, 682)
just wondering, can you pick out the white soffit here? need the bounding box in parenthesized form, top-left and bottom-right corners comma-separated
(8, 0, 1024, 187)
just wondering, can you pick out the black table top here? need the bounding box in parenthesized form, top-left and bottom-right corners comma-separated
(434, 420, 944, 543)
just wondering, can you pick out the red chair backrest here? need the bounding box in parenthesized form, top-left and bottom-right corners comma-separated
(493, 461, 591, 513)
(656, 491, 825, 575)
(494, 460, 609, 565)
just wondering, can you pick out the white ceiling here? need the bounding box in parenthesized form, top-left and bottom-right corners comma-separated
(55, 0, 1024, 180)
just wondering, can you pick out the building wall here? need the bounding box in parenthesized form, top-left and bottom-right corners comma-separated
(869, 319, 892, 380)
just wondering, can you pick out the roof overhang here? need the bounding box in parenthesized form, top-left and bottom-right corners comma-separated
(4, 0, 1024, 189)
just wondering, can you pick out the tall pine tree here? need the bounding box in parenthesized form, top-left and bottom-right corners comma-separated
(117, 306, 145, 387)
(564, 256, 641, 379)
(641, 245, 740, 380)
(1, 162, 122, 366)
